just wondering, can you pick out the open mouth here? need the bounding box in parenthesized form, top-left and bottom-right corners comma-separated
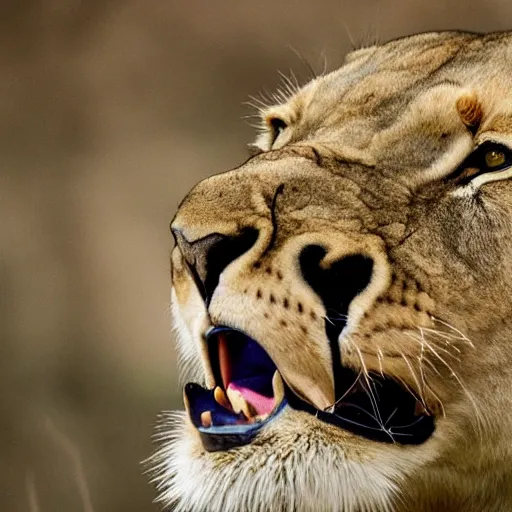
(184, 327, 435, 452)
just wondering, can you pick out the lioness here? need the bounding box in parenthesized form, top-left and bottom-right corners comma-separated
(150, 31, 512, 511)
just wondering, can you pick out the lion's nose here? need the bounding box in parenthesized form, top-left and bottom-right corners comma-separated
(171, 226, 259, 304)
(299, 245, 374, 318)
(299, 245, 374, 397)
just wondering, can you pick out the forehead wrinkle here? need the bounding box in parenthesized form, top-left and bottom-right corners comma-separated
(291, 47, 474, 144)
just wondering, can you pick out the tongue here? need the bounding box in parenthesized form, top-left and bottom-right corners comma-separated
(227, 382, 275, 416)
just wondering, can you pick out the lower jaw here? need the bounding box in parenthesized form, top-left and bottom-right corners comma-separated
(186, 380, 435, 453)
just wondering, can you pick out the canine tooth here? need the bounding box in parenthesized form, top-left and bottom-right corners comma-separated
(214, 386, 231, 409)
(201, 410, 212, 428)
(272, 371, 285, 404)
(226, 387, 256, 418)
(414, 401, 428, 416)
(255, 413, 269, 423)
(183, 390, 191, 413)
(218, 334, 231, 389)
(248, 413, 269, 425)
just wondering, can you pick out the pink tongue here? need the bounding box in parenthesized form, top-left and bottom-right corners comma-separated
(228, 382, 275, 416)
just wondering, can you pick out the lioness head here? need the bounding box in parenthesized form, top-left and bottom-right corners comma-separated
(151, 31, 512, 511)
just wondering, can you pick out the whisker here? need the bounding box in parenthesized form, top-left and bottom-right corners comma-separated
(325, 314, 350, 323)
(325, 309, 349, 320)
(286, 45, 318, 79)
(416, 329, 462, 361)
(277, 70, 300, 97)
(241, 113, 263, 120)
(246, 94, 270, 109)
(401, 353, 428, 410)
(335, 402, 382, 424)
(323, 311, 349, 327)
(353, 345, 388, 432)
(403, 331, 447, 416)
(430, 316, 475, 348)
(332, 410, 397, 442)
(331, 413, 390, 433)
(385, 407, 399, 427)
(389, 415, 427, 432)
(320, 49, 328, 76)
(421, 355, 443, 378)
(392, 373, 424, 410)
(417, 335, 428, 391)
(421, 328, 465, 352)
(422, 336, 485, 445)
(424, 383, 446, 418)
(330, 370, 364, 408)
(377, 348, 385, 377)
(415, 351, 446, 417)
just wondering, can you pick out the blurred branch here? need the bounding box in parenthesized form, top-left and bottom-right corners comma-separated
(25, 472, 40, 512)
(45, 418, 96, 512)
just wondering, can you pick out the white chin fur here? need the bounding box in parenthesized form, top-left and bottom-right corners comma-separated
(170, 287, 205, 385)
(148, 410, 401, 512)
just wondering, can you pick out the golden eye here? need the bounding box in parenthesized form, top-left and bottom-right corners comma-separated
(452, 143, 512, 186)
(485, 149, 506, 169)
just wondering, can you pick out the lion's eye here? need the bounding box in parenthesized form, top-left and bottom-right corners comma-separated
(484, 149, 507, 169)
(477, 142, 512, 172)
(452, 142, 512, 185)
(268, 117, 287, 144)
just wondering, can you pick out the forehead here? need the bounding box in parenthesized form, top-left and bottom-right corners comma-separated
(284, 32, 512, 150)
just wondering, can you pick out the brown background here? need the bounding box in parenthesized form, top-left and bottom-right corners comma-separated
(1, 1, 510, 510)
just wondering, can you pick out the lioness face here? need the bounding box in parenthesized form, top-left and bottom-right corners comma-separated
(152, 32, 512, 511)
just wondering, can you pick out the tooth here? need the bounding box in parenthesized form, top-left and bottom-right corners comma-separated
(201, 410, 213, 428)
(226, 387, 256, 418)
(272, 371, 285, 404)
(218, 334, 231, 389)
(248, 413, 269, 424)
(414, 401, 428, 416)
(214, 386, 231, 410)
(183, 390, 191, 413)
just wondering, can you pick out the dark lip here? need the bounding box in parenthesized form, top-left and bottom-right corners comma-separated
(286, 387, 435, 443)
(185, 326, 436, 452)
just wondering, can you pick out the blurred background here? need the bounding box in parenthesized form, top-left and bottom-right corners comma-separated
(1, 1, 511, 510)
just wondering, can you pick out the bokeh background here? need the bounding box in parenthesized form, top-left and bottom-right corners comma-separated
(2, 1, 511, 510)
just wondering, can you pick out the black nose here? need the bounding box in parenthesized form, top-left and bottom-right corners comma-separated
(299, 245, 374, 397)
(171, 227, 259, 304)
(299, 245, 374, 316)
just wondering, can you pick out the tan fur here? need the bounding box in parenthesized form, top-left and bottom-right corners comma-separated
(456, 93, 483, 130)
(152, 31, 512, 511)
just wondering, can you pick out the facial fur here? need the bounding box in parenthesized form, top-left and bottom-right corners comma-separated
(149, 31, 512, 511)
